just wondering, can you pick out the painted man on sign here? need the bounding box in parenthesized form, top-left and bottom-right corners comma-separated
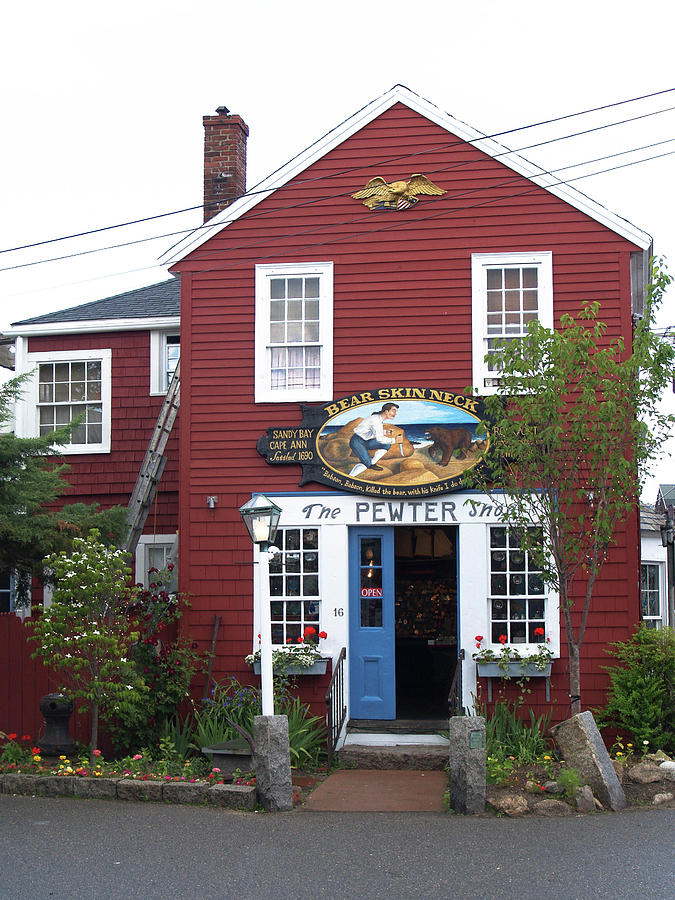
(348, 402, 404, 477)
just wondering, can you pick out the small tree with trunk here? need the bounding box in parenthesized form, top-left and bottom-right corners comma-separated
(27, 530, 145, 754)
(467, 259, 674, 714)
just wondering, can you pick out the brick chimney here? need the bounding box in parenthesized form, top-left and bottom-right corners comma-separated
(203, 106, 249, 222)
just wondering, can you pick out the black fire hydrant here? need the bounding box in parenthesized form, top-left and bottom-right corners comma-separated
(38, 693, 78, 757)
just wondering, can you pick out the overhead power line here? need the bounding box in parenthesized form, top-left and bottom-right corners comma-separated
(1, 85, 674, 258)
(1, 134, 672, 277)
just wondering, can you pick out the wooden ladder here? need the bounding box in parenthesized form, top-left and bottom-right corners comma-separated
(123, 360, 181, 554)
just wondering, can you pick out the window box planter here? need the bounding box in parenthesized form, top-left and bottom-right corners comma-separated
(476, 661, 552, 678)
(252, 658, 328, 676)
(476, 660, 552, 701)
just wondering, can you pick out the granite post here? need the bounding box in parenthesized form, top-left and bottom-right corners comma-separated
(448, 716, 486, 814)
(551, 710, 626, 811)
(253, 715, 293, 812)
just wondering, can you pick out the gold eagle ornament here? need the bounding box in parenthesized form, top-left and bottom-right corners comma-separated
(351, 174, 446, 211)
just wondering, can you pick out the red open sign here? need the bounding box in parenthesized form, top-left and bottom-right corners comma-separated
(360, 587, 383, 598)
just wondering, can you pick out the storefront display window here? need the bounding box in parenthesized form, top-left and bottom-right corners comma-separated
(489, 525, 546, 643)
(269, 527, 320, 644)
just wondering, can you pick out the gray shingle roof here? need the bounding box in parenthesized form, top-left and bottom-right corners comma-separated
(12, 278, 180, 326)
(641, 503, 666, 533)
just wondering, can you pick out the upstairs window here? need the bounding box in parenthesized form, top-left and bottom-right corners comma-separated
(22, 349, 111, 454)
(150, 332, 180, 394)
(472, 252, 553, 393)
(255, 262, 333, 402)
(38, 360, 103, 445)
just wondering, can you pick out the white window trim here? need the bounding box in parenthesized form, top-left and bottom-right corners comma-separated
(135, 534, 178, 588)
(481, 523, 560, 657)
(471, 252, 553, 395)
(17, 348, 112, 455)
(641, 560, 665, 628)
(150, 331, 180, 395)
(254, 261, 334, 403)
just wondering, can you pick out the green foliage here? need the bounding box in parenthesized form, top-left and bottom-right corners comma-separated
(0, 374, 127, 597)
(556, 767, 584, 800)
(102, 564, 201, 755)
(466, 259, 675, 710)
(282, 695, 327, 767)
(27, 530, 146, 752)
(0, 734, 32, 766)
(596, 625, 675, 754)
(195, 676, 326, 767)
(480, 699, 553, 766)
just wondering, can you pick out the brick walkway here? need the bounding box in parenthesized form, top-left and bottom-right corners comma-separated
(303, 769, 448, 812)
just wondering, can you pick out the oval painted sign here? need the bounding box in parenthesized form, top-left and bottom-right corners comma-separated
(257, 387, 490, 498)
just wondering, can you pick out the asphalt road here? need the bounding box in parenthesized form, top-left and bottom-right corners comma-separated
(0, 796, 673, 899)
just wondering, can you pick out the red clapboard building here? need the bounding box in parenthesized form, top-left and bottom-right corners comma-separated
(8, 86, 654, 740)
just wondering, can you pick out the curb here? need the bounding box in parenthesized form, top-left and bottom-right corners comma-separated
(0, 772, 257, 811)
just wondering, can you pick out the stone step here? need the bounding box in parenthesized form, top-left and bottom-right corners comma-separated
(337, 742, 449, 770)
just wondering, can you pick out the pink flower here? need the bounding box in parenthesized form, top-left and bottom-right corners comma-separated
(133, 754, 142, 761)
(93, 749, 102, 757)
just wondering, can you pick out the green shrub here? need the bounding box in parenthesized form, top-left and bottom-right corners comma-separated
(480, 699, 553, 765)
(596, 625, 674, 754)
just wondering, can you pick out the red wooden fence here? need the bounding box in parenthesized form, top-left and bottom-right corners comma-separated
(0, 613, 90, 746)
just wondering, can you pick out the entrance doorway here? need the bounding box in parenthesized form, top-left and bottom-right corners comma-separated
(394, 526, 457, 717)
(349, 526, 458, 721)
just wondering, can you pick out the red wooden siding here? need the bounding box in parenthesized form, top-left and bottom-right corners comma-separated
(169, 102, 642, 718)
(26, 330, 179, 539)
(0, 614, 91, 745)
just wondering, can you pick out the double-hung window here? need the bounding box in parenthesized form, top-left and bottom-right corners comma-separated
(255, 262, 333, 402)
(24, 349, 111, 453)
(489, 526, 547, 643)
(640, 562, 664, 628)
(150, 332, 180, 394)
(472, 252, 553, 392)
(268, 527, 320, 645)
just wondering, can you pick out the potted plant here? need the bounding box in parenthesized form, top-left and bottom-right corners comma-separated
(245, 627, 329, 676)
(473, 631, 553, 678)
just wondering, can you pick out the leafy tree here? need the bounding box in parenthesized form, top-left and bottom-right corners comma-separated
(467, 259, 675, 714)
(0, 374, 126, 596)
(27, 530, 145, 754)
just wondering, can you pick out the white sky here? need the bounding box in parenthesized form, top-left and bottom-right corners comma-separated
(1, 0, 674, 499)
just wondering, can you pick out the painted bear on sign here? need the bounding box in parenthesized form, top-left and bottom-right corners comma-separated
(425, 426, 472, 466)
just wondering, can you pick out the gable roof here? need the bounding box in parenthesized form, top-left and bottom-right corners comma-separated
(163, 84, 652, 266)
(641, 503, 666, 533)
(9, 278, 180, 330)
(656, 483, 675, 511)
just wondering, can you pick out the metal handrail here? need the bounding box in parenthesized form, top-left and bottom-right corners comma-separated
(325, 647, 347, 767)
(448, 648, 465, 716)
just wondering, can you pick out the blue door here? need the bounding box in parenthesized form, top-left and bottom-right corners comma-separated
(349, 528, 396, 719)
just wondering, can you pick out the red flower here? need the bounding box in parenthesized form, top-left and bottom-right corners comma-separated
(286, 638, 292, 644)
(534, 627, 545, 637)
(21, 734, 31, 741)
(297, 636, 303, 643)
(475, 643, 481, 649)
(7, 733, 17, 741)
(304, 626, 317, 636)
(498, 634, 508, 644)
(474, 635, 484, 643)
(318, 631, 327, 640)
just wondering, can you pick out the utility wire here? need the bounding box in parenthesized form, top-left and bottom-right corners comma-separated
(1, 86, 674, 257)
(2, 138, 671, 278)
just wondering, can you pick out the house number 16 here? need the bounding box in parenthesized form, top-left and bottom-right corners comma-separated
(333, 608, 344, 617)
